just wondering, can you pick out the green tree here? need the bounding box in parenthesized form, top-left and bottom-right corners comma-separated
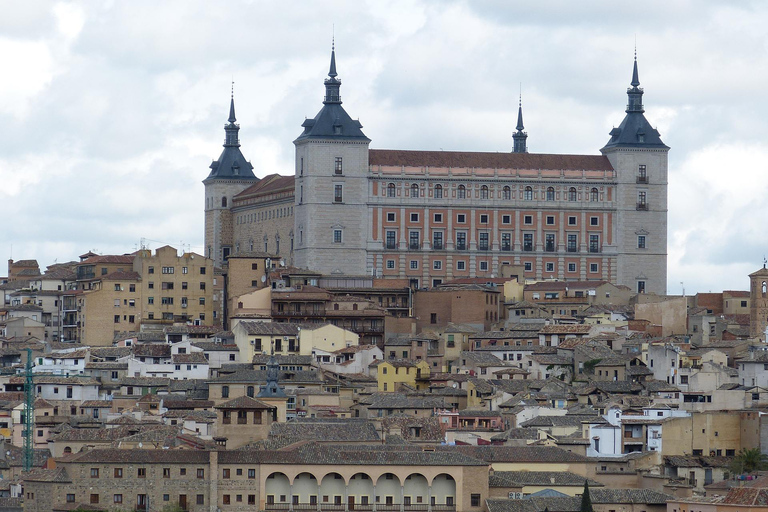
(580, 481, 594, 512)
(730, 448, 768, 474)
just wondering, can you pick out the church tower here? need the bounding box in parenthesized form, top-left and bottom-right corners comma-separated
(203, 93, 258, 267)
(749, 264, 768, 340)
(601, 54, 669, 295)
(293, 44, 370, 275)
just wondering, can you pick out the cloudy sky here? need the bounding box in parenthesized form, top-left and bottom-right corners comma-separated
(1, 1, 766, 295)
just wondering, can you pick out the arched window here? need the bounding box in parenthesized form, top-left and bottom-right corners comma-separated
(221, 196, 227, 208)
(63, 446, 72, 454)
(763, 281, 767, 296)
(546, 187, 555, 201)
(411, 184, 419, 198)
(387, 183, 396, 197)
(247, 386, 255, 398)
(591, 188, 599, 202)
(524, 186, 533, 201)
(458, 185, 466, 199)
(353, 304, 358, 311)
(568, 187, 577, 201)
(503, 186, 511, 200)
(434, 184, 443, 199)
(481, 186, 489, 199)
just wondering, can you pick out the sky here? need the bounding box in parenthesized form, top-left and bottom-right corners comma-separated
(1, 0, 767, 295)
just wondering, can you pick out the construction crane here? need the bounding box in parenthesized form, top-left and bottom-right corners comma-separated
(23, 348, 34, 472)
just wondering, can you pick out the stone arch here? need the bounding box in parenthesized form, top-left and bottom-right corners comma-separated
(222, 196, 227, 208)
(265, 472, 291, 506)
(319, 472, 346, 506)
(376, 473, 401, 506)
(292, 472, 319, 506)
(403, 473, 429, 506)
(347, 472, 374, 509)
(546, 186, 555, 201)
(431, 474, 456, 506)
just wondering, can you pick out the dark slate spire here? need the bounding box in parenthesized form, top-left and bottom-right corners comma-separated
(601, 53, 667, 151)
(324, 42, 342, 104)
(295, 43, 369, 142)
(512, 93, 528, 153)
(204, 89, 257, 181)
(626, 51, 644, 113)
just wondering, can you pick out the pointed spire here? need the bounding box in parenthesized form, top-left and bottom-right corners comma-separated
(323, 39, 342, 104)
(513, 87, 528, 153)
(329, 37, 338, 78)
(625, 49, 644, 114)
(224, 85, 240, 147)
(631, 47, 640, 87)
(228, 81, 237, 123)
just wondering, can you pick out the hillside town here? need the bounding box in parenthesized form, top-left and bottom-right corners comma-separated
(2, 25, 768, 512)
(2, 250, 768, 512)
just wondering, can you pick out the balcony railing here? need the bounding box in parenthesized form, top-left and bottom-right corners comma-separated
(409, 243, 420, 250)
(386, 243, 397, 250)
(636, 176, 648, 184)
(637, 202, 648, 211)
(501, 245, 511, 251)
(455, 243, 466, 251)
(432, 243, 443, 250)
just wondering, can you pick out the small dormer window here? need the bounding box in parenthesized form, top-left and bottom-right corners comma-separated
(232, 163, 239, 175)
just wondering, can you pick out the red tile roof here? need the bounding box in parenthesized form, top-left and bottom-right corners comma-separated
(369, 149, 614, 171)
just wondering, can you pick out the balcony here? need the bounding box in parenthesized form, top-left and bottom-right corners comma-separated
(501, 245, 511, 252)
(385, 243, 397, 250)
(409, 243, 420, 250)
(636, 176, 648, 184)
(432, 242, 443, 250)
(455, 243, 467, 251)
(478, 245, 489, 251)
(636, 202, 648, 211)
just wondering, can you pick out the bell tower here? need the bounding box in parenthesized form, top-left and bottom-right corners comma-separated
(749, 263, 768, 340)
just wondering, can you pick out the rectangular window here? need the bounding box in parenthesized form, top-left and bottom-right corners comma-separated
(200, 267, 206, 274)
(480, 214, 489, 224)
(568, 263, 577, 272)
(546, 215, 555, 225)
(334, 157, 343, 174)
(334, 184, 343, 203)
(479, 261, 488, 271)
(248, 469, 256, 479)
(524, 262, 532, 271)
(523, 233, 533, 251)
(433, 213, 443, 223)
(409, 231, 420, 250)
(545, 262, 555, 272)
(410, 213, 419, 222)
(456, 232, 467, 250)
(410, 260, 418, 270)
(501, 233, 511, 251)
(90, 494, 99, 504)
(386, 260, 395, 269)
(386, 212, 396, 222)
(91, 468, 99, 478)
(502, 214, 511, 224)
(386, 230, 397, 249)
(471, 494, 481, 507)
(638, 235, 646, 249)
(590, 216, 599, 226)
(432, 231, 443, 250)
(590, 263, 599, 273)
(567, 234, 578, 252)
(114, 315, 120, 323)
(456, 261, 466, 271)
(568, 216, 577, 225)
(162, 267, 174, 274)
(589, 234, 600, 253)
(67, 494, 76, 503)
(456, 214, 466, 223)
(138, 468, 146, 478)
(638, 164, 648, 182)
(637, 280, 646, 293)
(162, 282, 174, 290)
(148, 266, 154, 274)
(524, 215, 533, 225)
(433, 260, 442, 270)
(182, 266, 188, 274)
(479, 232, 489, 250)
(333, 230, 342, 243)
(114, 468, 123, 478)
(545, 233, 555, 252)
(148, 282, 154, 289)
(197, 495, 205, 505)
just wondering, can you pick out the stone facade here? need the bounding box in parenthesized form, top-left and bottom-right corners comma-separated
(749, 266, 768, 339)
(205, 51, 668, 294)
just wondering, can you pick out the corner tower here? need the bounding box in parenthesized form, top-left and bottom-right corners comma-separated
(293, 44, 370, 275)
(203, 93, 258, 267)
(601, 54, 669, 295)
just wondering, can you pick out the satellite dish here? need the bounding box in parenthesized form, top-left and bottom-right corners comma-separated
(261, 275, 267, 283)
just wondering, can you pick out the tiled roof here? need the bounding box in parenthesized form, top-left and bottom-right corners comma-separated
(78, 255, 135, 265)
(119, 377, 171, 387)
(239, 321, 301, 336)
(490, 428, 539, 441)
(193, 342, 239, 352)
(252, 354, 313, 365)
(362, 393, 446, 410)
(459, 351, 507, 366)
(172, 352, 209, 364)
(210, 369, 322, 384)
(23, 467, 71, 483)
(65, 448, 210, 464)
(133, 344, 171, 358)
(490, 471, 602, 488)
(79, 400, 113, 408)
(437, 445, 588, 463)
(51, 425, 164, 442)
(269, 419, 380, 443)
(369, 150, 613, 171)
(165, 325, 219, 335)
(590, 489, 673, 505)
(214, 395, 275, 409)
(539, 325, 593, 334)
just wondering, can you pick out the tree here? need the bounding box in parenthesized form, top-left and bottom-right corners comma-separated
(580, 481, 594, 512)
(730, 448, 768, 474)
